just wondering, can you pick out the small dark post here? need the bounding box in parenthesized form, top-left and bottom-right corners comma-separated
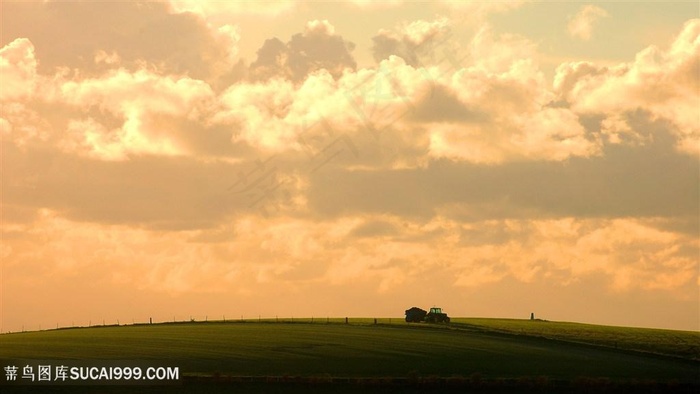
(345, 317, 348, 324)
(530, 313, 534, 320)
(149, 317, 152, 325)
(374, 318, 377, 325)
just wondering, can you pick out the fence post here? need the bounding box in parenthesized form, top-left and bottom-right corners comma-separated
(345, 317, 348, 324)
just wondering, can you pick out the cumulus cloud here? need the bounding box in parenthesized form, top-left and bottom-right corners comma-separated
(214, 76, 297, 151)
(3, 17, 695, 231)
(419, 27, 598, 163)
(94, 50, 121, 66)
(568, 5, 609, 41)
(0, 24, 230, 159)
(59, 69, 215, 159)
(217, 54, 421, 153)
(222, 23, 602, 164)
(304, 19, 336, 36)
(3, 1, 238, 81)
(249, 20, 356, 82)
(2, 16, 607, 166)
(0, 38, 37, 101)
(556, 19, 700, 156)
(0, 38, 51, 146)
(428, 108, 593, 163)
(6, 1, 689, 168)
(372, 18, 451, 66)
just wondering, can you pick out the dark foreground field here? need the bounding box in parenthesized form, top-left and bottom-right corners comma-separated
(1, 318, 698, 393)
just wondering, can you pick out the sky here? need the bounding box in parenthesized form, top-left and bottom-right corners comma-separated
(0, 0, 698, 333)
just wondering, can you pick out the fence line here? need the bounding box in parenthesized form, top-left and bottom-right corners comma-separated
(3, 316, 405, 334)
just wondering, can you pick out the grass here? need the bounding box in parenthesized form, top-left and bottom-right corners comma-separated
(1, 318, 698, 384)
(451, 318, 700, 361)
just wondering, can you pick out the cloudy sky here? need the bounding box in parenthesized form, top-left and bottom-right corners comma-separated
(1, 1, 698, 332)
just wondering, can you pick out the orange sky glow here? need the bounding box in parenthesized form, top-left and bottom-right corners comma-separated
(1, 1, 698, 332)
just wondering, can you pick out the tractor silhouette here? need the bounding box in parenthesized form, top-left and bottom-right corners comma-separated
(405, 306, 450, 323)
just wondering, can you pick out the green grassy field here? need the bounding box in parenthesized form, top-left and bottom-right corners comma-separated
(1, 318, 698, 392)
(451, 318, 700, 361)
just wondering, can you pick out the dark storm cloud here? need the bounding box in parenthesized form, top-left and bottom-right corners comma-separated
(307, 115, 698, 223)
(249, 38, 291, 80)
(409, 85, 490, 123)
(249, 24, 356, 82)
(370, 18, 451, 67)
(371, 32, 422, 66)
(144, 113, 256, 159)
(348, 219, 399, 238)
